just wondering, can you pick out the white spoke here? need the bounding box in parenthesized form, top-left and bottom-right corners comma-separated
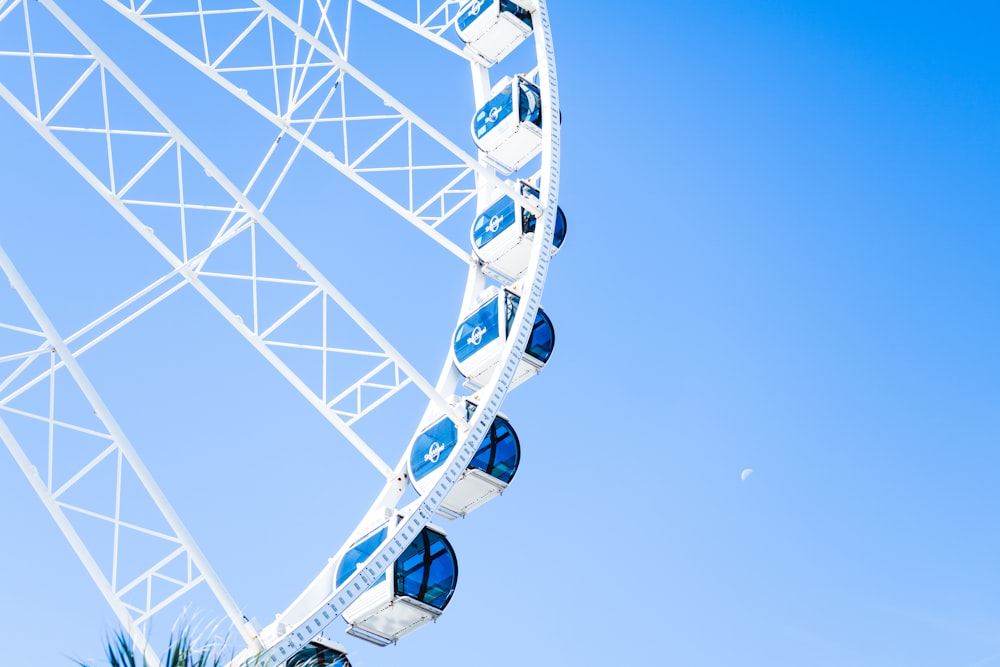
(102, 0, 539, 258)
(356, 0, 474, 62)
(0, 0, 476, 480)
(0, 243, 260, 660)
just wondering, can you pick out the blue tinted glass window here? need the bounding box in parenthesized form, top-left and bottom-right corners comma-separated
(553, 206, 567, 249)
(454, 297, 501, 363)
(457, 0, 496, 32)
(521, 206, 538, 235)
(287, 644, 350, 667)
(504, 291, 520, 336)
(336, 528, 387, 587)
(517, 79, 541, 127)
(469, 415, 520, 483)
(520, 205, 566, 250)
(519, 181, 566, 249)
(519, 182, 539, 234)
(526, 309, 554, 363)
(473, 195, 517, 249)
(394, 529, 458, 610)
(474, 86, 513, 140)
(504, 293, 554, 364)
(500, 0, 533, 27)
(410, 417, 458, 482)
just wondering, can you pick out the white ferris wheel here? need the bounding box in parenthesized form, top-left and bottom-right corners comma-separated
(0, 1, 562, 665)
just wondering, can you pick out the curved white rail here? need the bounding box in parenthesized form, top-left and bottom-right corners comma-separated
(249, 1, 560, 662)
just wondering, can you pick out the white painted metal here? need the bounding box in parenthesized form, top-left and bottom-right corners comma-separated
(103, 2, 474, 262)
(354, 0, 477, 64)
(451, 284, 550, 389)
(0, 0, 561, 663)
(472, 175, 563, 281)
(345, 592, 442, 644)
(471, 187, 536, 279)
(103, 0, 540, 244)
(472, 75, 544, 172)
(244, 2, 560, 663)
(401, 397, 515, 516)
(0, 244, 259, 663)
(0, 85, 398, 479)
(454, 0, 534, 65)
(443, 466, 508, 515)
(0, 0, 472, 477)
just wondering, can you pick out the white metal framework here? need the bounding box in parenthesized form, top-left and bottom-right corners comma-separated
(0, 0, 560, 664)
(0, 245, 253, 667)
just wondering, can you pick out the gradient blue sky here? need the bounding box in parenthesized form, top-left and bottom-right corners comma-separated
(2, 1, 999, 666)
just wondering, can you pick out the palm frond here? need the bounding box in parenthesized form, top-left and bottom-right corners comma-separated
(77, 621, 233, 667)
(78, 620, 339, 667)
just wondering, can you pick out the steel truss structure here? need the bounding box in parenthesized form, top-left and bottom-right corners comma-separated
(0, 1, 560, 665)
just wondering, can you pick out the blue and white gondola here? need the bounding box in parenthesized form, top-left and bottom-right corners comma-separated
(456, 0, 534, 65)
(337, 523, 458, 646)
(452, 286, 555, 389)
(407, 399, 521, 517)
(472, 179, 567, 280)
(472, 75, 543, 173)
(286, 638, 351, 667)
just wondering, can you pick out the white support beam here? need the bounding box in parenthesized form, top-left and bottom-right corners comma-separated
(0, 242, 262, 656)
(2, 0, 475, 478)
(103, 0, 480, 261)
(355, 0, 480, 64)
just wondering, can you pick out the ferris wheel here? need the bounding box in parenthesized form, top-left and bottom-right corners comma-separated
(0, 1, 562, 666)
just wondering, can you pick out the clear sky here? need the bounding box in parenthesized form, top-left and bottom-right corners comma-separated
(1, 1, 999, 666)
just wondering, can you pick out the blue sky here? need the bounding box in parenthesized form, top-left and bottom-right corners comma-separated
(1, 1, 999, 666)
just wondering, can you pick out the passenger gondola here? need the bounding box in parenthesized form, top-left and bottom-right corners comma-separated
(407, 398, 521, 516)
(337, 524, 458, 646)
(456, 0, 534, 65)
(472, 179, 567, 279)
(452, 286, 554, 389)
(471, 75, 543, 172)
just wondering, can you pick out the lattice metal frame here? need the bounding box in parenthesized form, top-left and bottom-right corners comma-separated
(103, 0, 538, 259)
(0, 244, 256, 667)
(0, 0, 561, 664)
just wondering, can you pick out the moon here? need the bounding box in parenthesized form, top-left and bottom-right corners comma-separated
(740, 468, 753, 481)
